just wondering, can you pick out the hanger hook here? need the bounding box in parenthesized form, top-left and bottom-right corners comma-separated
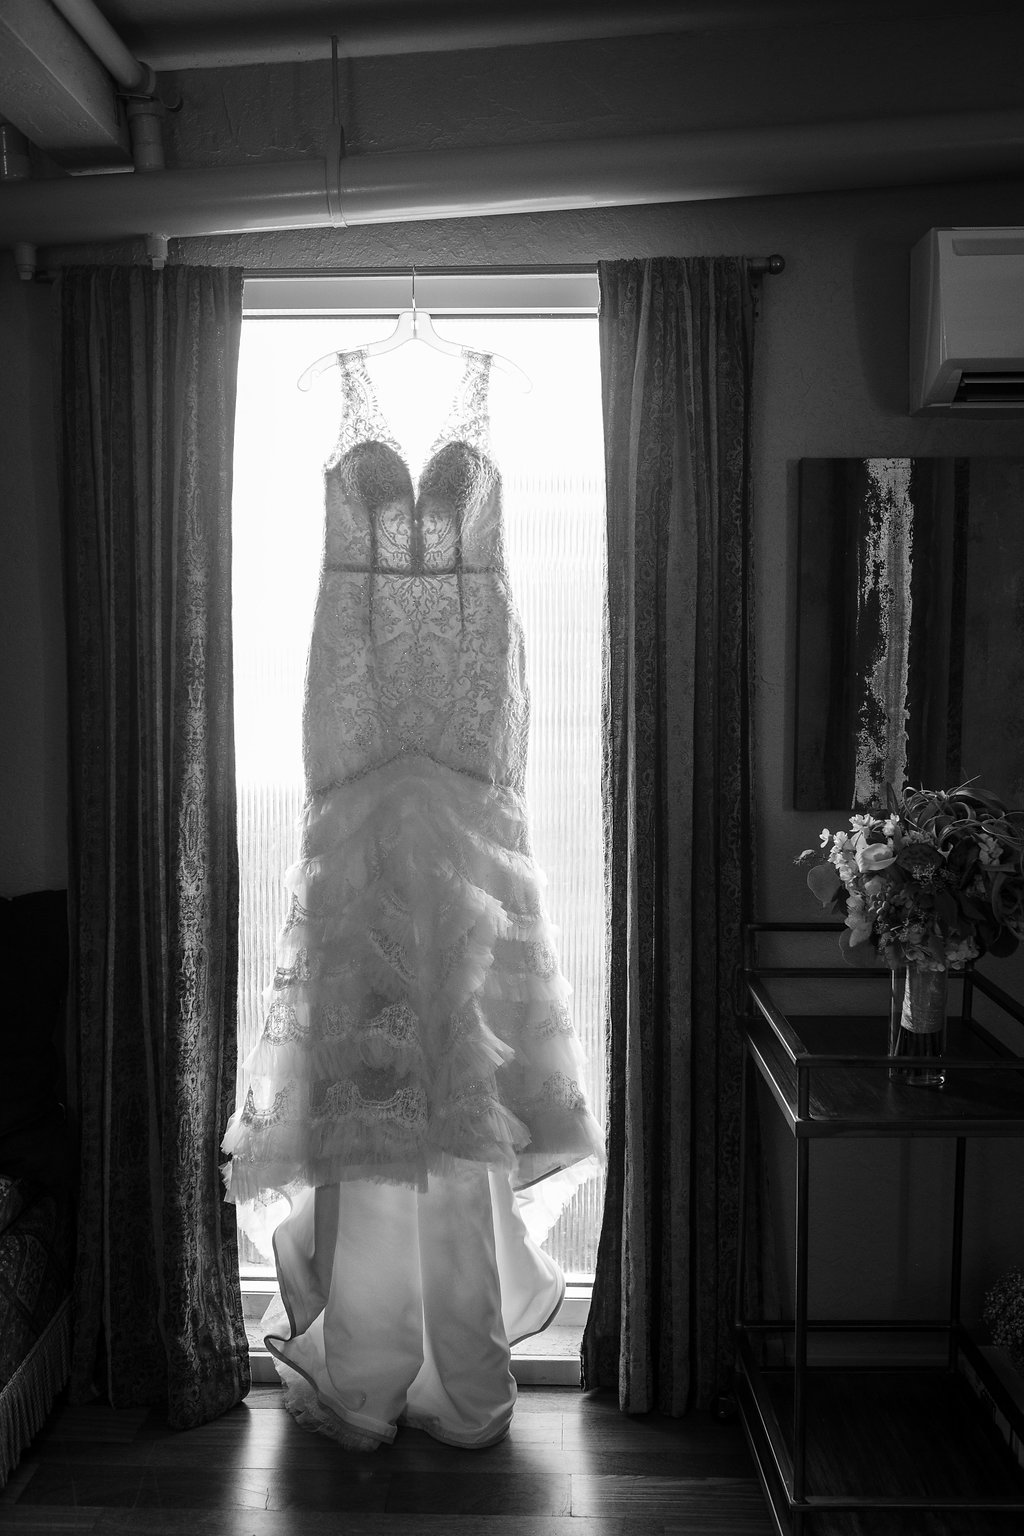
(411, 265, 417, 316)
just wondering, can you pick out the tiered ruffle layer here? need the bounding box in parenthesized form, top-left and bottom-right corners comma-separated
(223, 753, 604, 1205)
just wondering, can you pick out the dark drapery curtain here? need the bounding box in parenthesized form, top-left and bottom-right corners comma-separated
(582, 257, 757, 1414)
(59, 265, 250, 1428)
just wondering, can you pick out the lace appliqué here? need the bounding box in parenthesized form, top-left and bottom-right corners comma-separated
(530, 1001, 575, 1039)
(368, 927, 417, 987)
(433, 1078, 499, 1125)
(532, 1071, 586, 1113)
(265, 1000, 303, 1043)
(499, 939, 558, 979)
(274, 947, 318, 987)
(284, 895, 314, 931)
(240, 1085, 292, 1132)
(427, 350, 493, 461)
(362, 1001, 420, 1060)
(315, 1080, 428, 1131)
(328, 354, 403, 468)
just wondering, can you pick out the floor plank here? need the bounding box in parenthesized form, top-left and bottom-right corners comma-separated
(384, 1471, 571, 1516)
(2, 1385, 774, 1536)
(90, 1519, 631, 1536)
(0, 1510, 98, 1533)
(571, 1474, 771, 1519)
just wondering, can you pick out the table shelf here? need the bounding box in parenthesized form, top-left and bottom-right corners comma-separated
(747, 1012, 1024, 1137)
(737, 923, 1024, 1536)
(737, 1352, 1024, 1535)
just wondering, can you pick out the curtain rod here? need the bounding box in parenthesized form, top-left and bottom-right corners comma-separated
(31, 257, 785, 284)
(241, 257, 785, 280)
(242, 264, 597, 278)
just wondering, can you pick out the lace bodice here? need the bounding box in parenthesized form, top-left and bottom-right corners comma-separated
(303, 348, 530, 797)
(322, 349, 502, 572)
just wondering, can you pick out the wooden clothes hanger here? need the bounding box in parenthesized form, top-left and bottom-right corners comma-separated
(296, 277, 533, 393)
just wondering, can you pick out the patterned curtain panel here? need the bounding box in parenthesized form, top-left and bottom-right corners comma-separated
(59, 265, 250, 1428)
(582, 257, 756, 1414)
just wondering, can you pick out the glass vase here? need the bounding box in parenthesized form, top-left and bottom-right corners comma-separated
(888, 962, 948, 1088)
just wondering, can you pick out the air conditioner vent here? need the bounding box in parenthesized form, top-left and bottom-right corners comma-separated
(954, 371, 1024, 404)
(909, 228, 1024, 415)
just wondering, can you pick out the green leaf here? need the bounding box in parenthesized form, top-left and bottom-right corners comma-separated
(839, 928, 880, 966)
(807, 863, 841, 906)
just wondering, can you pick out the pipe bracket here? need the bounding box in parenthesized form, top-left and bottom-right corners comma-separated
(323, 121, 346, 227)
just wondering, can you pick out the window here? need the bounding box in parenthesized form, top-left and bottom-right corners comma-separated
(231, 272, 606, 1280)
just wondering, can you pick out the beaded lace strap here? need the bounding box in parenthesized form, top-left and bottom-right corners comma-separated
(428, 349, 493, 461)
(328, 351, 401, 466)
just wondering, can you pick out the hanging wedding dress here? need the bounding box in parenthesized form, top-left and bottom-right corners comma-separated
(222, 346, 605, 1450)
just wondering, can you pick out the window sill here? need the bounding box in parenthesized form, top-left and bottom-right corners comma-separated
(242, 1279, 591, 1388)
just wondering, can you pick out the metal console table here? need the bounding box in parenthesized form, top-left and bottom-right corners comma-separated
(736, 921, 1024, 1536)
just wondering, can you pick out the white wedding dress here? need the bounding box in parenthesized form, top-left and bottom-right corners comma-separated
(222, 347, 604, 1449)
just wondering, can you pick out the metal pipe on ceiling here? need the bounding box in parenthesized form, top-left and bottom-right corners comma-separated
(48, 0, 155, 95)
(121, 1, 1010, 70)
(0, 108, 1023, 249)
(44, 0, 165, 196)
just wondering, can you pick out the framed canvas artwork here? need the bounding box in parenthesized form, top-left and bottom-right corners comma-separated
(794, 457, 1024, 812)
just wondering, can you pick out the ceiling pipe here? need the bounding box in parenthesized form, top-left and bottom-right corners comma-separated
(0, 121, 36, 279)
(1, 108, 1024, 248)
(126, 98, 166, 170)
(48, 0, 155, 96)
(48, 0, 167, 172)
(121, 1, 1018, 70)
(44, 0, 167, 260)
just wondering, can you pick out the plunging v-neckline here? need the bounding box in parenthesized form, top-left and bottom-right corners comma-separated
(341, 347, 490, 485)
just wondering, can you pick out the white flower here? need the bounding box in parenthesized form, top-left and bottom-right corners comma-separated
(844, 912, 874, 946)
(856, 842, 897, 874)
(843, 892, 874, 946)
(977, 832, 1002, 867)
(832, 844, 859, 878)
(850, 814, 882, 833)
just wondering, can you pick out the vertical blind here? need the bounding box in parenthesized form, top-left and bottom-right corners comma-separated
(232, 305, 606, 1277)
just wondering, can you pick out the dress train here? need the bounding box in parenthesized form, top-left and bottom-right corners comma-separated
(263, 1163, 564, 1450)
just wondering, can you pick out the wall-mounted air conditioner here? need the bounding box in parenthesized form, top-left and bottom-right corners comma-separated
(909, 227, 1024, 414)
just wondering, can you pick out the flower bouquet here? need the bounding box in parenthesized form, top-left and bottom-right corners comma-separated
(799, 782, 1024, 1085)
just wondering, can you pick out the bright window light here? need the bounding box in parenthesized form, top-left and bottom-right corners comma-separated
(231, 288, 606, 1281)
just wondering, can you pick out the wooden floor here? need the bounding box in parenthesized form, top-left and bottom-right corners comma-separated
(0, 1384, 774, 1534)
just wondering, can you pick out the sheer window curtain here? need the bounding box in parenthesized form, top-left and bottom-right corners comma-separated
(582, 257, 757, 1414)
(59, 265, 250, 1427)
